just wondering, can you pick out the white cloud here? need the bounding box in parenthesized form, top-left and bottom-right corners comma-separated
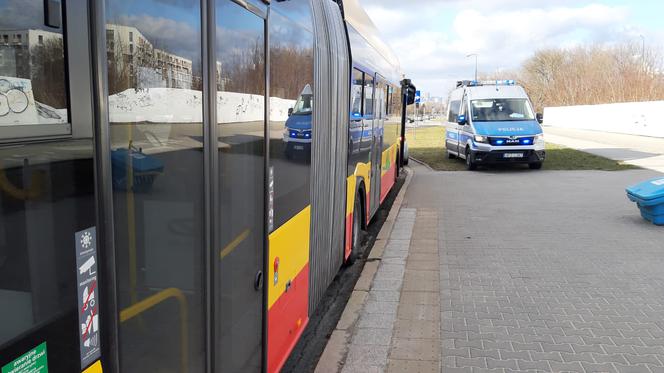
(114, 14, 201, 62)
(358, 1, 643, 97)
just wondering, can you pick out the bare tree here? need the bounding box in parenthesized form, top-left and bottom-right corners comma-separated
(31, 38, 67, 108)
(516, 43, 664, 112)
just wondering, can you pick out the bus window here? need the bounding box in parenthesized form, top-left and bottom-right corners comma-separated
(351, 69, 363, 118)
(0, 1, 95, 371)
(364, 74, 374, 117)
(0, 0, 69, 139)
(105, 0, 206, 371)
(268, 3, 314, 231)
(0, 0, 73, 343)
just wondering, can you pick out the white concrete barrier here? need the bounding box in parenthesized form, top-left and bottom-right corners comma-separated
(543, 101, 664, 138)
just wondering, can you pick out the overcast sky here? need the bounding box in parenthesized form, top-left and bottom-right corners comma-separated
(358, 0, 664, 97)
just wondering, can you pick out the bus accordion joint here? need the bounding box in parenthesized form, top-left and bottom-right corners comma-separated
(120, 288, 189, 373)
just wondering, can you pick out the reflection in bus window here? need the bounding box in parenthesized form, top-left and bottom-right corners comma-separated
(292, 84, 313, 115)
(0, 3, 92, 371)
(105, 0, 205, 371)
(0, 0, 68, 127)
(384, 84, 402, 153)
(364, 74, 374, 117)
(215, 1, 266, 371)
(269, 5, 314, 230)
(351, 69, 363, 118)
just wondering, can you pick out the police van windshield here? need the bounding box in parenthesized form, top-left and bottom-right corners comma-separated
(471, 99, 535, 122)
(292, 93, 313, 115)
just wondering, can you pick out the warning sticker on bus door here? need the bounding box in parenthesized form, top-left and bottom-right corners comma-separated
(1, 342, 47, 373)
(75, 227, 101, 369)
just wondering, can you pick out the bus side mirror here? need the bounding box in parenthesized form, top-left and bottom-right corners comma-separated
(288, 108, 293, 117)
(457, 114, 467, 125)
(536, 113, 543, 124)
(402, 79, 417, 105)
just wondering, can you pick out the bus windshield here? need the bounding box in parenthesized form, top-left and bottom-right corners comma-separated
(470, 98, 535, 122)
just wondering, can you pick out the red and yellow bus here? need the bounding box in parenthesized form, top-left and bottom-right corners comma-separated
(0, 0, 415, 372)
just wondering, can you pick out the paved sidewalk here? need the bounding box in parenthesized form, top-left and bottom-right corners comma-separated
(411, 164, 664, 373)
(318, 162, 664, 373)
(319, 206, 443, 373)
(544, 127, 664, 173)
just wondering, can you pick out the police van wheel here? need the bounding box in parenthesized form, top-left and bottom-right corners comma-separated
(465, 149, 477, 171)
(529, 162, 543, 170)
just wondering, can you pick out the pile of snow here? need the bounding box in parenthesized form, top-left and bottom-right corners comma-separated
(108, 88, 295, 124)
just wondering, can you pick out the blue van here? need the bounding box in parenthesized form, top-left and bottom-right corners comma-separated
(445, 80, 545, 170)
(284, 84, 313, 159)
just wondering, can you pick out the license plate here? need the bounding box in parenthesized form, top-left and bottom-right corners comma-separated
(503, 153, 523, 158)
(294, 145, 304, 150)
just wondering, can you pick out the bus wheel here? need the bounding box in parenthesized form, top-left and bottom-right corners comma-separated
(346, 197, 364, 266)
(465, 148, 477, 171)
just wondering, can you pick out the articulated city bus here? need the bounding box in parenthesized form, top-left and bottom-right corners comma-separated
(0, 0, 415, 372)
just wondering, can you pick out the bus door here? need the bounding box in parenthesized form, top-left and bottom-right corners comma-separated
(215, 2, 266, 372)
(370, 76, 387, 217)
(105, 0, 266, 371)
(0, 0, 102, 372)
(362, 73, 375, 213)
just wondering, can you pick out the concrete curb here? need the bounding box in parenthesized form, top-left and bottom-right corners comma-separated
(314, 167, 415, 373)
(408, 156, 434, 172)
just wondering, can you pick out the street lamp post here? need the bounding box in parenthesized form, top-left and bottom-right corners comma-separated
(466, 53, 478, 81)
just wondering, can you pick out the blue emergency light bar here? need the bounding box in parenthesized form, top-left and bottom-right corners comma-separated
(457, 79, 516, 88)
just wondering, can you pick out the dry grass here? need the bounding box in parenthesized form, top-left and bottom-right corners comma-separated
(407, 125, 638, 171)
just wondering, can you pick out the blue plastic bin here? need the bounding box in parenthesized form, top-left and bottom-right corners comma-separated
(111, 148, 164, 192)
(626, 177, 664, 225)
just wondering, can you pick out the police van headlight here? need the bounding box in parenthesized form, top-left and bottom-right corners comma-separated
(534, 134, 545, 145)
(474, 135, 489, 144)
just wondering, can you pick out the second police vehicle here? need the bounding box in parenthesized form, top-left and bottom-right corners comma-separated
(445, 80, 546, 170)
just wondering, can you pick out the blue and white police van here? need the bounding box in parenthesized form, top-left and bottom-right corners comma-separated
(284, 84, 313, 160)
(445, 80, 545, 170)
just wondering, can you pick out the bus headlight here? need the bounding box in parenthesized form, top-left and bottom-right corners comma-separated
(474, 135, 489, 144)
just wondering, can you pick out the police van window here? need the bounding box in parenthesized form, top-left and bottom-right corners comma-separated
(447, 100, 461, 122)
(471, 98, 535, 122)
(364, 73, 374, 116)
(291, 84, 313, 115)
(0, 0, 69, 132)
(351, 69, 363, 118)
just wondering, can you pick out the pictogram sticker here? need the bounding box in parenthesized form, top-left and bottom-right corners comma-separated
(75, 227, 101, 369)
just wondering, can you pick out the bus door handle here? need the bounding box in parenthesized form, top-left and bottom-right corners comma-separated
(254, 270, 263, 291)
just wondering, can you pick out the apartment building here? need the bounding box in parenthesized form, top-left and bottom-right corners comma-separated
(105, 24, 193, 90)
